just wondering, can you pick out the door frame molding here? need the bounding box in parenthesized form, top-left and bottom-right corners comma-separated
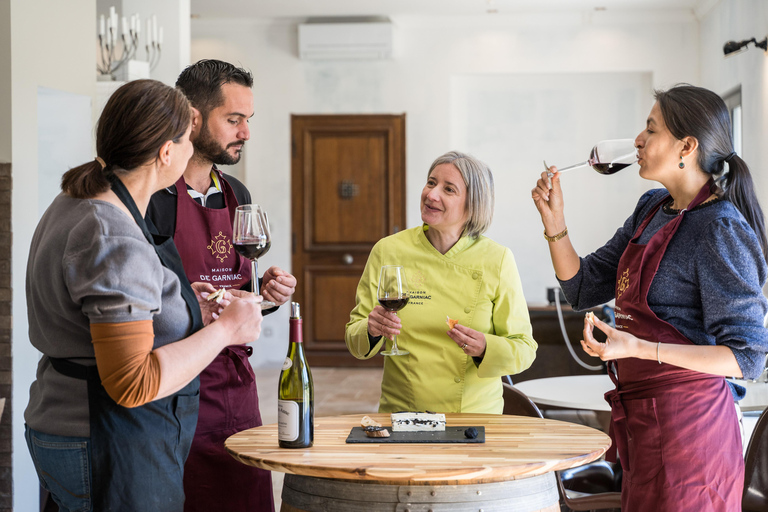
(291, 114, 406, 367)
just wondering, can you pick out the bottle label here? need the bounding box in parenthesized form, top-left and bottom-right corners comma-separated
(282, 357, 292, 371)
(278, 400, 299, 442)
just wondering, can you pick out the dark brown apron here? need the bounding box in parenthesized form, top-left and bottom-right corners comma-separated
(173, 173, 274, 512)
(605, 182, 743, 511)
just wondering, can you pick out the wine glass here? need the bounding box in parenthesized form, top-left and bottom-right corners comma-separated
(377, 265, 410, 357)
(544, 139, 638, 176)
(233, 204, 274, 308)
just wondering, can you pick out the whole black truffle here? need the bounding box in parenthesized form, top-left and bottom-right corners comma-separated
(464, 427, 478, 439)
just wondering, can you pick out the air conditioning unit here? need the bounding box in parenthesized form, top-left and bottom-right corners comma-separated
(298, 21, 392, 60)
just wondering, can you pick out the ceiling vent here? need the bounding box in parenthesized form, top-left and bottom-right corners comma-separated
(298, 21, 392, 60)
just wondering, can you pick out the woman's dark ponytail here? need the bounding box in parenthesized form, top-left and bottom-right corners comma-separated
(61, 159, 111, 199)
(720, 155, 768, 256)
(61, 79, 191, 199)
(655, 84, 768, 259)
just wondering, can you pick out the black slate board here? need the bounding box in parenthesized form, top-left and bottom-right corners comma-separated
(346, 426, 485, 444)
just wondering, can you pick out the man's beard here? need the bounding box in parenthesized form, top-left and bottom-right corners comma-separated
(194, 122, 244, 166)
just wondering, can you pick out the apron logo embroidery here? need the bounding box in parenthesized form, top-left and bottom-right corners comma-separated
(617, 268, 630, 298)
(207, 231, 233, 263)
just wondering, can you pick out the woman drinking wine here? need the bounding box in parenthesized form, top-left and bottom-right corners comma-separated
(531, 84, 768, 511)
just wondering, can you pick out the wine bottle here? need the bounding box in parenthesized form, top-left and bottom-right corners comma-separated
(278, 302, 314, 448)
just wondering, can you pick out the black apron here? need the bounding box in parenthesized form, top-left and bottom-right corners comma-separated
(49, 175, 204, 511)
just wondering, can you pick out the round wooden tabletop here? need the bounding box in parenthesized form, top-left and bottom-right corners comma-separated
(225, 413, 611, 485)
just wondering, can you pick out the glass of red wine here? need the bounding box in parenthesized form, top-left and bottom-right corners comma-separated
(233, 205, 273, 305)
(377, 265, 410, 356)
(545, 139, 637, 176)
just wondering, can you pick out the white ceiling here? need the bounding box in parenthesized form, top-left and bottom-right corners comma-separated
(189, 0, 707, 20)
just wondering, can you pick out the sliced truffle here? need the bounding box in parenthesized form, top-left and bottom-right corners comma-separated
(363, 426, 390, 438)
(207, 288, 226, 304)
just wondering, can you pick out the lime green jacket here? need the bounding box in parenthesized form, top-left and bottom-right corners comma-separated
(345, 226, 537, 414)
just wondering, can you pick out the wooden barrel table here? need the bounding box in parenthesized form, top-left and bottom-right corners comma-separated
(226, 413, 611, 512)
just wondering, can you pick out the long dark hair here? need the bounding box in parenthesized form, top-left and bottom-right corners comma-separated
(655, 84, 767, 257)
(61, 79, 191, 198)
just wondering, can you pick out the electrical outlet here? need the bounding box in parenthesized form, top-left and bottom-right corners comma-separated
(547, 287, 568, 305)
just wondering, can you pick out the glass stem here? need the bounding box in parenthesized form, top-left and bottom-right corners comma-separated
(390, 312, 399, 352)
(251, 259, 259, 294)
(556, 160, 590, 173)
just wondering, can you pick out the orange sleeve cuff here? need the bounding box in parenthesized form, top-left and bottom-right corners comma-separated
(90, 320, 161, 408)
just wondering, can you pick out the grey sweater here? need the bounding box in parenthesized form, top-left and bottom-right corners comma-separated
(560, 188, 768, 399)
(25, 194, 192, 437)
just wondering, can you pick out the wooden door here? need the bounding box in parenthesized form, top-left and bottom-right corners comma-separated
(291, 114, 406, 366)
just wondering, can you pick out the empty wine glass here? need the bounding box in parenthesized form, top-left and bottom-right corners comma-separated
(377, 265, 410, 357)
(233, 204, 274, 308)
(544, 139, 638, 177)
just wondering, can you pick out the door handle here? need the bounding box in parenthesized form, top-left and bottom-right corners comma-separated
(342, 254, 354, 265)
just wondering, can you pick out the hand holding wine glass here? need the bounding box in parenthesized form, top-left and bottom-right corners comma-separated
(367, 306, 402, 340)
(232, 204, 275, 308)
(377, 265, 410, 356)
(532, 155, 585, 283)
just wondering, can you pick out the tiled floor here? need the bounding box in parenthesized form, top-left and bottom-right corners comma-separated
(254, 366, 384, 510)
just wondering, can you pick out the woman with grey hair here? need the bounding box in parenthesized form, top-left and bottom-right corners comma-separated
(346, 151, 537, 413)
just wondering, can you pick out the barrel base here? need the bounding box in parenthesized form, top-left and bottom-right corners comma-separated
(280, 473, 559, 512)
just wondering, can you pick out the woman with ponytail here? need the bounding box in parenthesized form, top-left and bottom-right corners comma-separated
(25, 79, 263, 511)
(532, 84, 768, 512)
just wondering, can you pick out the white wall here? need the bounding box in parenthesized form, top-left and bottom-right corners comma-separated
(452, 71, 653, 307)
(192, 8, 699, 367)
(698, 0, 768, 216)
(10, 1, 97, 509)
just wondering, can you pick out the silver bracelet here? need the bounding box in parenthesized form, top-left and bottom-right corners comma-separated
(657, 342, 662, 364)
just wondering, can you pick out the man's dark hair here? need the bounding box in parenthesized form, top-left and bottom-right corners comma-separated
(176, 59, 253, 115)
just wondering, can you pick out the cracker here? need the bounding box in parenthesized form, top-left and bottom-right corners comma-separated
(360, 415, 381, 428)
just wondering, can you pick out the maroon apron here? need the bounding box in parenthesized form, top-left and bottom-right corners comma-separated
(173, 172, 274, 512)
(604, 182, 743, 511)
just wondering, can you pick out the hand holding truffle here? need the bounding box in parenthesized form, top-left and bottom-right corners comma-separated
(582, 311, 645, 361)
(446, 318, 487, 358)
(192, 282, 233, 326)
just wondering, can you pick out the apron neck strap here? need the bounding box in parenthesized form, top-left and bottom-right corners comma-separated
(108, 173, 204, 333)
(679, 179, 715, 215)
(108, 173, 154, 244)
